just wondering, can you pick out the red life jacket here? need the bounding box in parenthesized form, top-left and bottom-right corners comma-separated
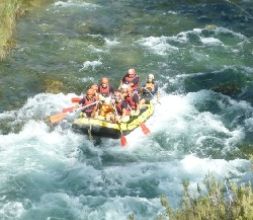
(116, 101, 130, 116)
(81, 96, 97, 113)
(122, 75, 139, 90)
(125, 95, 137, 110)
(98, 85, 110, 97)
(116, 102, 123, 115)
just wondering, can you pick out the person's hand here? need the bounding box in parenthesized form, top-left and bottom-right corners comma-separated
(99, 94, 105, 101)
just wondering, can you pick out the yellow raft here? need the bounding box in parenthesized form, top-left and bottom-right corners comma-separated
(72, 103, 154, 138)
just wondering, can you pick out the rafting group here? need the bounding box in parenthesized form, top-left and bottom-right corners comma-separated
(77, 68, 159, 123)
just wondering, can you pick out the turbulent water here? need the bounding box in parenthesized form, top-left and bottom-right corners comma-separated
(1, 0, 253, 219)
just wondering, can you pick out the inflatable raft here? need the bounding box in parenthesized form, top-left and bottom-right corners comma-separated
(72, 103, 154, 138)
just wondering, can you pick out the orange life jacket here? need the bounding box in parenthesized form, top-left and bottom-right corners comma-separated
(99, 104, 113, 117)
(145, 82, 155, 92)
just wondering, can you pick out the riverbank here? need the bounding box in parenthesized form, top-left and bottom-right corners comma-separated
(0, 0, 51, 60)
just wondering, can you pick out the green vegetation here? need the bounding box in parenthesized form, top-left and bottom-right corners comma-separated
(158, 176, 253, 220)
(127, 154, 253, 220)
(128, 157, 253, 220)
(0, 0, 51, 60)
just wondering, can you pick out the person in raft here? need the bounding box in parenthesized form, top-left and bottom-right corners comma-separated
(98, 77, 114, 100)
(140, 73, 159, 104)
(79, 88, 98, 118)
(121, 85, 140, 116)
(96, 97, 115, 121)
(113, 90, 131, 123)
(120, 68, 140, 91)
(90, 84, 99, 101)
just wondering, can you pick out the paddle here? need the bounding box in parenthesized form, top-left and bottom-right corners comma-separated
(49, 101, 98, 124)
(62, 106, 78, 113)
(113, 104, 127, 147)
(142, 87, 160, 104)
(120, 133, 127, 147)
(140, 123, 150, 135)
(49, 112, 69, 124)
(71, 97, 81, 103)
(126, 101, 151, 136)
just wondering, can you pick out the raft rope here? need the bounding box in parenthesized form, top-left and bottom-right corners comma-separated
(88, 119, 93, 141)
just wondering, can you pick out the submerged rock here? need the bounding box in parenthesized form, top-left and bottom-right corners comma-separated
(43, 79, 64, 93)
(212, 82, 241, 96)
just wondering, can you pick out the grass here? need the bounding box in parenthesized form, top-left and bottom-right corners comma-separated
(0, 0, 51, 60)
(0, 0, 19, 60)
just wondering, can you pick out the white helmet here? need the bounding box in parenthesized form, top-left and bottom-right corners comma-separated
(148, 74, 155, 80)
(121, 84, 129, 90)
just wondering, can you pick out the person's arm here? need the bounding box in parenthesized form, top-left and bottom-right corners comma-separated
(92, 100, 100, 117)
(130, 76, 139, 88)
(110, 85, 114, 94)
(155, 84, 161, 104)
(133, 93, 140, 111)
(140, 83, 146, 93)
(79, 97, 85, 106)
(121, 101, 129, 117)
(152, 83, 158, 95)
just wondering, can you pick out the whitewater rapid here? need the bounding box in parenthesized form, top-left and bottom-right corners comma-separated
(1, 90, 252, 219)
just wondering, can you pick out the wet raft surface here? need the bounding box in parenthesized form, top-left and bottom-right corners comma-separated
(72, 104, 154, 138)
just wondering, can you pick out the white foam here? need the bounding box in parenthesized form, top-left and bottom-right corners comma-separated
(54, 0, 99, 8)
(121, 90, 247, 156)
(0, 90, 252, 219)
(168, 28, 204, 44)
(19, 154, 248, 219)
(88, 45, 104, 53)
(0, 202, 25, 219)
(105, 38, 120, 47)
(180, 155, 248, 178)
(136, 25, 249, 56)
(0, 93, 79, 136)
(200, 37, 224, 46)
(137, 36, 179, 55)
(214, 27, 248, 41)
(79, 60, 102, 71)
(167, 10, 177, 15)
(245, 117, 253, 131)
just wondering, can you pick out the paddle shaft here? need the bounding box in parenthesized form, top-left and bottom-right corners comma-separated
(50, 101, 98, 124)
(113, 104, 127, 147)
(143, 87, 160, 104)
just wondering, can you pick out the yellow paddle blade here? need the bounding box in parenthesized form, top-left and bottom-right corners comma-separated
(49, 112, 68, 124)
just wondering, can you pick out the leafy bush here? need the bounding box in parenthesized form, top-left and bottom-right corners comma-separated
(158, 176, 253, 220)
